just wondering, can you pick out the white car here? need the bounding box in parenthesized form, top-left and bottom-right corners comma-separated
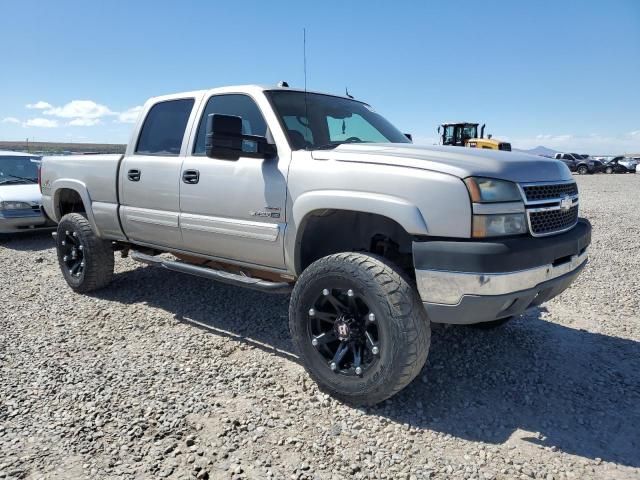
(0, 151, 53, 234)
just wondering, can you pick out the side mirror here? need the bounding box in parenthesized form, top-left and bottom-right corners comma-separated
(404, 133, 413, 142)
(205, 114, 277, 160)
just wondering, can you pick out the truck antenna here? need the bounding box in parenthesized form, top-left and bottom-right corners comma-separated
(303, 28, 308, 94)
(303, 28, 311, 147)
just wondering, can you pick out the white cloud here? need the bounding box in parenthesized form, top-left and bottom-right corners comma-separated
(630, 130, 640, 138)
(23, 118, 59, 128)
(21, 99, 143, 131)
(2, 117, 20, 124)
(68, 118, 101, 126)
(44, 100, 114, 120)
(118, 105, 143, 124)
(26, 101, 53, 110)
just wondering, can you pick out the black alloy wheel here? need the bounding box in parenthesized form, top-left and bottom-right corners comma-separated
(59, 229, 86, 277)
(307, 287, 380, 377)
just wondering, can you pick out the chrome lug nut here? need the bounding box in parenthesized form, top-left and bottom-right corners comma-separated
(329, 362, 337, 371)
(78, 245, 84, 251)
(62, 255, 68, 262)
(308, 308, 315, 317)
(368, 313, 376, 322)
(372, 346, 380, 355)
(355, 366, 363, 375)
(322, 288, 330, 296)
(65, 230, 69, 235)
(80, 261, 85, 267)
(347, 289, 354, 297)
(311, 338, 318, 347)
(72, 232, 77, 237)
(61, 240, 66, 246)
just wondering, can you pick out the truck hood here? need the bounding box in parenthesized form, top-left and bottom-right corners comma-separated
(0, 183, 42, 204)
(312, 144, 572, 183)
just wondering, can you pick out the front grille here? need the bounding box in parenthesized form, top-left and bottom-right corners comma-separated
(522, 182, 578, 202)
(529, 205, 578, 235)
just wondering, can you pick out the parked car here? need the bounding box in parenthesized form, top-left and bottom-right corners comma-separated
(0, 151, 54, 235)
(553, 152, 602, 174)
(40, 84, 591, 405)
(603, 156, 637, 174)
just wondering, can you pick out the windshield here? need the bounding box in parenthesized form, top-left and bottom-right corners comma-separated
(0, 156, 40, 185)
(266, 91, 410, 150)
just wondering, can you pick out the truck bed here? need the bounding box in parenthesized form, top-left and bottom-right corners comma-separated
(41, 154, 125, 240)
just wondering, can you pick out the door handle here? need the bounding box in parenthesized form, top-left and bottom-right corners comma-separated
(127, 169, 141, 182)
(182, 169, 200, 184)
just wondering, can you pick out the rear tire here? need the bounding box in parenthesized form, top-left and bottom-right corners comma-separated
(577, 165, 589, 175)
(289, 252, 431, 406)
(55, 213, 114, 293)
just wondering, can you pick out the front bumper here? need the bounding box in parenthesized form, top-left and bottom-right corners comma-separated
(413, 219, 591, 324)
(0, 208, 54, 234)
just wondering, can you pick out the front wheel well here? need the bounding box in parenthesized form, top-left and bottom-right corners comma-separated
(296, 210, 415, 277)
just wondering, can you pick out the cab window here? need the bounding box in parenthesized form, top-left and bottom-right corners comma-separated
(193, 94, 268, 155)
(135, 99, 194, 156)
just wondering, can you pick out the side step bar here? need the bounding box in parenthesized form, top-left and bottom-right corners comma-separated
(130, 251, 292, 294)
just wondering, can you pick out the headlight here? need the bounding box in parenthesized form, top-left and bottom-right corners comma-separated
(464, 177, 527, 237)
(464, 177, 522, 203)
(0, 201, 32, 210)
(472, 214, 527, 237)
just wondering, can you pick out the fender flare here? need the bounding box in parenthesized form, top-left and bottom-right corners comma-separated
(50, 179, 101, 236)
(287, 190, 428, 274)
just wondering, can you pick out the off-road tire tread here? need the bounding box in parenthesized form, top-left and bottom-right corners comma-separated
(57, 213, 114, 293)
(289, 252, 431, 405)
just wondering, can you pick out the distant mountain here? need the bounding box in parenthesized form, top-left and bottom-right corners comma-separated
(514, 145, 558, 157)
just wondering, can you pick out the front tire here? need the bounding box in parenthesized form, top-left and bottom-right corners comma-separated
(605, 166, 614, 174)
(289, 253, 431, 406)
(55, 213, 114, 293)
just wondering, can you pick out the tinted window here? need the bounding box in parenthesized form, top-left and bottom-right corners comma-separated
(193, 94, 268, 155)
(135, 98, 194, 156)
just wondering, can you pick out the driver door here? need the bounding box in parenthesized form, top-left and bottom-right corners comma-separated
(179, 94, 287, 268)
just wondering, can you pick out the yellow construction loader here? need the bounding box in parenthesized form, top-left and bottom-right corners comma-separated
(438, 122, 511, 151)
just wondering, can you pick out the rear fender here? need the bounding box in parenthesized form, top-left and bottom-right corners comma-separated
(50, 179, 100, 236)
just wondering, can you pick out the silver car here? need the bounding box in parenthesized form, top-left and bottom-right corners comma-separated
(0, 151, 52, 234)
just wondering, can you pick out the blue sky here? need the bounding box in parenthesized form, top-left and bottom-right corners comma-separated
(0, 0, 638, 153)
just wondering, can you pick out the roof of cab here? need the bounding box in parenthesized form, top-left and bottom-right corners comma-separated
(146, 84, 362, 104)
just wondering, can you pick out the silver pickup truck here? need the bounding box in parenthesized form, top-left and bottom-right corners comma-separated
(41, 84, 591, 405)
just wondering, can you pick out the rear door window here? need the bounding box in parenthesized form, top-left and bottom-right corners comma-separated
(135, 98, 194, 156)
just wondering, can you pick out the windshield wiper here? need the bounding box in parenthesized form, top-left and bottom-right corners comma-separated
(0, 174, 37, 184)
(310, 142, 345, 151)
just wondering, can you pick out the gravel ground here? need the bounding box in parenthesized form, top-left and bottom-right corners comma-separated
(1, 174, 639, 480)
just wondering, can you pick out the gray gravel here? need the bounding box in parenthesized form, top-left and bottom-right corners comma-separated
(1, 174, 639, 480)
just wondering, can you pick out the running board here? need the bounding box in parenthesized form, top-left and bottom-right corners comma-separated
(130, 251, 292, 294)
